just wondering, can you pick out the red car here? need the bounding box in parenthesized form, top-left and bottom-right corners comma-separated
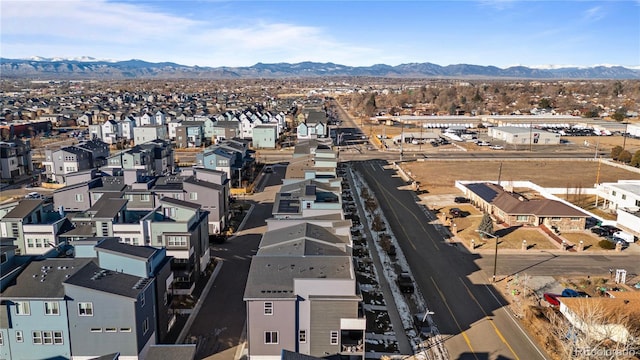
(543, 293, 561, 307)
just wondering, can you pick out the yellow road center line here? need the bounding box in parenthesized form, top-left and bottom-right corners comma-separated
(459, 278, 521, 360)
(431, 277, 478, 359)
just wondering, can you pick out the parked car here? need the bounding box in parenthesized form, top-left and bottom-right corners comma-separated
(454, 197, 470, 203)
(590, 227, 609, 236)
(561, 289, 579, 297)
(600, 225, 620, 235)
(449, 207, 463, 217)
(490, 145, 504, 150)
(397, 272, 415, 293)
(24, 192, 43, 199)
(543, 293, 561, 307)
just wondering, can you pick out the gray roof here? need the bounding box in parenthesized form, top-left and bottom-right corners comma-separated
(64, 261, 149, 299)
(146, 345, 196, 360)
(257, 239, 347, 257)
(1, 258, 93, 299)
(59, 224, 95, 237)
(95, 237, 158, 260)
(259, 222, 349, 249)
(183, 176, 223, 191)
(160, 197, 200, 210)
(91, 198, 128, 219)
(243, 256, 353, 299)
(2, 199, 43, 220)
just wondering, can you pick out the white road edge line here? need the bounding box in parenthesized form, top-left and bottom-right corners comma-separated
(483, 284, 548, 360)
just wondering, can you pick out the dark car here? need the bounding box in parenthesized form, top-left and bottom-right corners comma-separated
(590, 227, 608, 236)
(600, 225, 620, 235)
(454, 197, 470, 203)
(397, 272, 415, 293)
(449, 208, 463, 218)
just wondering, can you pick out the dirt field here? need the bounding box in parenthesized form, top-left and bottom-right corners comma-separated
(404, 160, 640, 195)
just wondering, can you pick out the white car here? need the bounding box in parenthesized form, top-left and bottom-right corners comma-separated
(24, 192, 43, 199)
(490, 145, 504, 150)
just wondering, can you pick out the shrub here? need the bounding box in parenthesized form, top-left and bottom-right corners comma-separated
(598, 240, 615, 250)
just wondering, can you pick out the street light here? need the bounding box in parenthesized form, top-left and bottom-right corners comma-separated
(476, 229, 499, 283)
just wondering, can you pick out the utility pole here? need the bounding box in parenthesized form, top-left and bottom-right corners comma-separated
(497, 162, 503, 186)
(400, 121, 404, 162)
(476, 230, 499, 283)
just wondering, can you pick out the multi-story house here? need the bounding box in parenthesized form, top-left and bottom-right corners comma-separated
(200, 116, 217, 141)
(133, 125, 167, 145)
(149, 197, 210, 294)
(297, 111, 328, 140)
(0, 199, 71, 255)
(181, 167, 230, 234)
(105, 140, 173, 176)
(196, 147, 235, 180)
(272, 179, 343, 220)
(101, 119, 120, 144)
(243, 252, 364, 359)
(119, 116, 136, 142)
(76, 139, 110, 168)
(175, 121, 204, 148)
(53, 176, 124, 213)
(211, 120, 240, 141)
(0, 237, 171, 360)
(0, 139, 33, 181)
(167, 118, 182, 140)
(252, 125, 278, 149)
(43, 140, 109, 184)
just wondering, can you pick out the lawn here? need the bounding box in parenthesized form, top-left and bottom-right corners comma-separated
(403, 160, 640, 195)
(561, 232, 612, 252)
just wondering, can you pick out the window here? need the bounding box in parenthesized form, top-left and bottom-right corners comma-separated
(612, 190, 617, 196)
(16, 330, 23, 342)
(44, 301, 59, 315)
(189, 192, 198, 200)
(27, 238, 35, 248)
(141, 194, 150, 202)
(0, 332, 2, 346)
(53, 331, 63, 345)
(120, 328, 132, 332)
(15, 301, 30, 315)
(142, 318, 149, 334)
(43, 331, 53, 344)
(264, 302, 273, 315)
(330, 330, 339, 345)
(167, 236, 187, 247)
(75, 193, 83, 202)
(90, 328, 102, 332)
(571, 217, 580, 221)
(32, 331, 42, 344)
(140, 293, 145, 307)
(636, 199, 640, 207)
(622, 194, 626, 200)
(264, 331, 278, 344)
(516, 215, 528, 222)
(78, 302, 93, 316)
(105, 328, 117, 333)
(299, 330, 307, 343)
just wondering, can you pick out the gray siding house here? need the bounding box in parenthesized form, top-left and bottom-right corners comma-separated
(0, 139, 33, 181)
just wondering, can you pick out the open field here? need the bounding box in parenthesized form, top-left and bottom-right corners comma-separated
(403, 160, 640, 195)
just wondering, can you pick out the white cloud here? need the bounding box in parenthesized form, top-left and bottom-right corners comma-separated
(583, 5, 605, 22)
(0, 0, 381, 67)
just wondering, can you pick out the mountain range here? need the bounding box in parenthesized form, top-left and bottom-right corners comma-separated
(1, 57, 639, 80)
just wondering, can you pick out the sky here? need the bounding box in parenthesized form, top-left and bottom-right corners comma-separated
(1, 0, 639, 69)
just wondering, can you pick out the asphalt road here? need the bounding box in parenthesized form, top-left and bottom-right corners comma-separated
(476, 253, 640, 278)
(354, 159, 548, 360)
(187, 166, 285, 360)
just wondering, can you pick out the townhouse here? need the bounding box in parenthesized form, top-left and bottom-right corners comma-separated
(244, 140, 364, 360)
(0, 237, 172, 359)
(0, 139, 33, 181)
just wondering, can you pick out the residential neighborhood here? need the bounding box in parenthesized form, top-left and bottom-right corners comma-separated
(0, 78, 639, 360)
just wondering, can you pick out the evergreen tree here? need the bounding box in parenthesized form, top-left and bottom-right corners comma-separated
(477, 213, 494, 236)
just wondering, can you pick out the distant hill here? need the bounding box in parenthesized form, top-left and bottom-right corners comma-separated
(1, 58, 639, 79)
